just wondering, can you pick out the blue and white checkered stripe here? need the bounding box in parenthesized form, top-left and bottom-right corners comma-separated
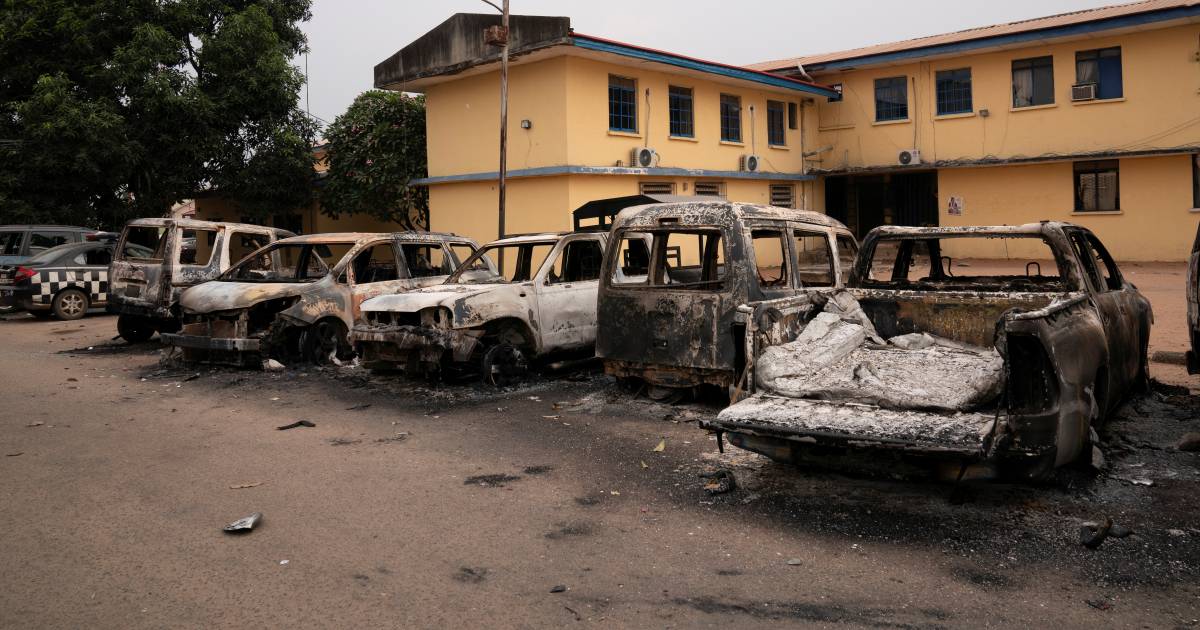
(29, 269, 109, 305)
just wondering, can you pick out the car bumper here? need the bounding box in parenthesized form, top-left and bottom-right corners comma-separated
(351, 324, 481, 363)
(160, 332, 261, 352)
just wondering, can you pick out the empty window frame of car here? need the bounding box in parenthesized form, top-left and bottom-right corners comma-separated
(225, 242, 354, 282)
(179, 228, 219, 266)
(401, 242, 452, 278)
(609, 233, 652, 286)
(609, 229, 726, 291)
(753, 230, 789, 288)
(351, 242, 401, 284)
(548, 239, 604, 284)
(452, 242, 555, 284)
(794, 230, 834, 287)
(226, 231, 270, 267)
(862, 235, 1067, 292)
(118, 226, 168, 262)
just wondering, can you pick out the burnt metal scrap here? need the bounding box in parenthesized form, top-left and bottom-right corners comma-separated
(595, 200, 858, 393)
(351, 231, 614, 384)
(702, 222, 1154, 480)
(1187, 221, 1199, 374)
(160, 232, 479, 367)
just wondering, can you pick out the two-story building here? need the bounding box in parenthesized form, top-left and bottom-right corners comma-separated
(380, 2, 1200, 260)
(373, 14, 837, 247)
(755, 0, 1200, 260)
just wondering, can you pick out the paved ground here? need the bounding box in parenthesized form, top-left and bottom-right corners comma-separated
(0, 263, 1197, 628)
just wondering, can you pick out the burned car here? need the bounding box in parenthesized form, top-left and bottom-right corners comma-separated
(1188, 220, 1199, 375)
(596, 201, 857, 399)
(108, 218, 293, 342)
(161, 232, 479, 365)
(701, 222, 1152, 480)
(351, 231, 615, 384)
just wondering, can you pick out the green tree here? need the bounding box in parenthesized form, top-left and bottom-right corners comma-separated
(0, 0, 317, 229)
(321, 91, 428, 230)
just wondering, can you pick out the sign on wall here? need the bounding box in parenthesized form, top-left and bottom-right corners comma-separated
(947, 196, 964, 216)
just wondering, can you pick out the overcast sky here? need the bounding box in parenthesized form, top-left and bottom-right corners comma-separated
(301, 0, 1119, 125)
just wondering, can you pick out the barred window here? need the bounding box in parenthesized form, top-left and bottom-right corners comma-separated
(1074, 160, 1120, 212)
(668, 86, 694, 137)
(608, 75, 637, 132)
(767, 100, 786, 146)
(639, 181, 675, 195)
(935, 68, 972, 116)
(719, 94, 741, 142)
(694, 181, 725, 197)
(769, 184, 795, 209)
(874, 76, 908, 122)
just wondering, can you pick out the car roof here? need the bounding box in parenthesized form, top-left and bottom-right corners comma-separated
(273, 231, 466, 246)
(864, 222, 1077, 238)
(0, 225, 96, 231)
(612, 201, 851, 232)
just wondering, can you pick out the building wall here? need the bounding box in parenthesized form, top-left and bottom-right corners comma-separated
(936, 154, 1197, 261)
(191, 197, 404, 236)
(812, 23, 1200, 171)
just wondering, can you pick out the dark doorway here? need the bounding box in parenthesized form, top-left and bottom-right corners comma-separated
(824, 171, 938, 238)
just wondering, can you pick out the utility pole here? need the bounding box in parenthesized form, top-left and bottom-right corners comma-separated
(483, 0, 510, 246)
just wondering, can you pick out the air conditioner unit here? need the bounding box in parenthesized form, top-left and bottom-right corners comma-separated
(740, 154, 761, 172)
(1071, 83, 1098, 101)
(897, 149, 921, 166)
(630, 147, 658, 168)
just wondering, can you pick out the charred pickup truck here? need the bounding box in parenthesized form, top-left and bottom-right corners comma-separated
(701, 223, 1152, 480)
(596, 200, 857, 400)
(351, 231, 616, 384)
(161, 232, 478, 366)
(108, 218, 293, 342)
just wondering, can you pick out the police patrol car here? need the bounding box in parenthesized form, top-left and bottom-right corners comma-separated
(0, 238, 148, 320)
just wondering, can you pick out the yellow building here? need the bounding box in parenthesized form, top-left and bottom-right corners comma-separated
(380, 3, 1200, 261)
(374, 14, 837, 248)
(753, 0, 1200, 260)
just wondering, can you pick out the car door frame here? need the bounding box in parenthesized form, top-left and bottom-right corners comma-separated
(1065, 227, 1136, 407)
(533, 233, 607, 353)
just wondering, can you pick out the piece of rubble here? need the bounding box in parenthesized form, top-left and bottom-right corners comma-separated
(276, 420, 315, 431)
(1079, 517, 1113, 549)
(262, 359, 285, 372)
(1176, 432, 1200, 452)
(549, 585, 567, 593)
(700, 470, 736, 495)
(229, 482, 264, 490)
(223, 512, 262, 533)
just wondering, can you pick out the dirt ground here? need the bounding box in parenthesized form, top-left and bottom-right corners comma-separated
(0, 265, 1197, 628)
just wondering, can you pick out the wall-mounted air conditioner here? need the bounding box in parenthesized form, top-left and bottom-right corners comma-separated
(1071, 83, 1098, 101)
(630, 147, 658, 168)
(740, 154, 761, 172)
(897, 149, 921, 166)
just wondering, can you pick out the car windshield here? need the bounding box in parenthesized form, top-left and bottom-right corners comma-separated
(222, 242, 354, 282)
(25, 243, 78, 265)
(861, 235, 1071, 292)
(448, 242, 555, 284)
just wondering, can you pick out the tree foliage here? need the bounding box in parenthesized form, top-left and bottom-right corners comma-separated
(0, 0, 318, 229)
(321, 91, 428, 230)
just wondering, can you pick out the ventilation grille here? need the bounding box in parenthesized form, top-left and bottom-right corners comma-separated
(639, 181, 675, 195)
(694, 181, 725, 197)
(769, 184, 795, 209)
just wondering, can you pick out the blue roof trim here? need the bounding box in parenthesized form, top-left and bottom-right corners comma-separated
(412, 165, 815, 185)
(571, 37, 840, 99)
(808, 5, 1200, 71)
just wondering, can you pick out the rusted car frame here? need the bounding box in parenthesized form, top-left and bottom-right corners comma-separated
(160, 232, 478, 366)
(351, 230, 613, 384)
(107, 218, 293, 342)
(701, 222, 1153, 480)
(1188, 220, 1199, 375)
(595, 201, 857, 396)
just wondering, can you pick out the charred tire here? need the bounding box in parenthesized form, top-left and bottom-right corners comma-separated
(301, 319, 352, 365)
(0, 304, 16, 314)
(156, 318, 182, 334)
(481, 344, 528, 388)
(1134, 327, 1151, 394)
(117, 314, 156, 343)
(52, 289, 89, 320)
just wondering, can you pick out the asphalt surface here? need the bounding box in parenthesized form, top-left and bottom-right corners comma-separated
(1, 313, 1198, 629)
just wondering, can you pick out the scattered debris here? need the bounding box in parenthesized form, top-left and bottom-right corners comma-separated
(564, 605, 582, 621)
(229, 482, 264, 490)
(276, 420, 315, 431)
(523, 465, 553, 475)
(640, 460, 649, 469)
(328, 437, 362, 446)
(652, 440, 665, 452)
(1167, 529, 1187, 537)
(5, 452, 23, 457)
(1127, 478, 1154, 487)
(453, 567, 488, 583)
(183, 373, 201, 382)
(463, 474, 520, 487)
(1079, 517, 1113, 549)
(279, 559, 289, 565)
(375, 432, 409, 444)
(700, 470, 737, 495)
(345, 403, 372, 411)
(786, 558, 803, 566)
(26, 421, 44, 428)
(549, 585, 567, 593)
(263, 359, 286, 372)
(223, 512, 262, 533)
(1085, 597, 1113, 611)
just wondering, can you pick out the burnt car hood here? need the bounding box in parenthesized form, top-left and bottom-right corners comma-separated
(180, 281, 317, 313)
(360, 283, 510, 313)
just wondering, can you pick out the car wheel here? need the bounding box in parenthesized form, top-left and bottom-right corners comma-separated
(301, 319, 350, 364)
(52, 289, 89, 320)
(0, 304, 16, 315)
(117, 314, 156, 343)
(29, 310, 54, 319)
(481, 343, 528, 387)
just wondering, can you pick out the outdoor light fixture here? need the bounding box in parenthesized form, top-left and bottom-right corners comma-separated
(521, 119, 532, 129)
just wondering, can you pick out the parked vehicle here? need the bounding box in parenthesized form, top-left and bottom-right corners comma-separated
(107, 218, 293, 342)
(352, 230, 615, 384)
(162, 232, 479, 365)
(0, 225, 105, 313)
(1188, 220, 1199, 375)
(700, 222, 1152, 480)
(595, 200, 858, 399)
(0, 239, 150, 319)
